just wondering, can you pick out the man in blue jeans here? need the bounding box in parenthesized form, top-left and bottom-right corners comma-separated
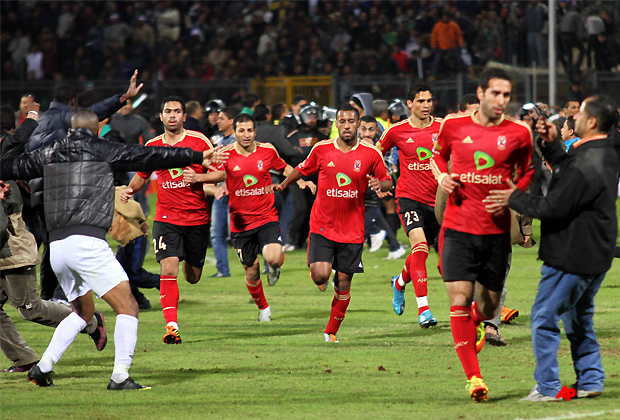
(485, 95, 618, 402)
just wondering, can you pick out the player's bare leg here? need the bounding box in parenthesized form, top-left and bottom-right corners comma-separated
(310, 261, 332, 291)
(446, 281, 501, 401)
(392, 227, 437, 327)
(182, 262, 203, 284)
(323, 271, 353, 343)
(262, 243, 284, 286)
(244, 258, 271, 321)
(159, 257, 182, 343)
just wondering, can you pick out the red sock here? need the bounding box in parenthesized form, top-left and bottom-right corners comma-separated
(471, 301, 485, 326)
(409, 242, 429, 314)
(160, 276, 179, 325)
(325, 289, 351, 334)
(246, 279, 269, 310)
(450, 306, 481, 380)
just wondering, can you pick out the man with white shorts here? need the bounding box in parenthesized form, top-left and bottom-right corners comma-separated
(1, 109, 226, 389)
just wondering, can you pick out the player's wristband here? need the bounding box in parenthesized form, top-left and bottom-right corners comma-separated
(437, 172, 449, 186)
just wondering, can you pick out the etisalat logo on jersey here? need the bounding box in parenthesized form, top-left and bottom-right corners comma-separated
(327, 173, 359, 198)
(161, 168, 190, 189)
(408, 147, 433, 171)
(458, 151, 503, 185)
(236, 175, 265, 196)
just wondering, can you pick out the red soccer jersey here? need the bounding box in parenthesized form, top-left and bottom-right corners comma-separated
(220, 142, 287, 232)
(297, 138, 391, 244)
(430, 111, 534, 235)
(137, 130, 213, 226)
(376, 117, 442, 206)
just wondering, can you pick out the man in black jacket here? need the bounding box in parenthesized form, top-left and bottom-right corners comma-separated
(485, 95, 618, 402)
(1, 109, 225, 390)
(27, 71, 144, 302)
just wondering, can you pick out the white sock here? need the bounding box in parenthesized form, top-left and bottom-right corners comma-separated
(416, 296, 429, 309)
(166, 321, 179, 330)
(111, 314, 138, 384)
(39, 312, 87, 372)
(397, 274, 406, 288)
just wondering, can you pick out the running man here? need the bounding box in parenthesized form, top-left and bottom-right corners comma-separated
(213, 113, 314, 321)
(430, 68, 534, 401)
(121, 96, 224, 344)
(376, 83, 442, 327)
(269, 103, 392, 342)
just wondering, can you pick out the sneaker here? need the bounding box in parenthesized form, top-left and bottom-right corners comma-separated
(2, 361, 38, 373)
(391, 275, 405, 316)
(418, 309, 438, 328)
(107, 377, 151, 390)
(262, 265, 269, 275)
(475, 323, 485, 353)
(570, 383, 603, 398)
(324, 333, 339, 343)
(163, 325, 182, 344)
(258, 306, 271, 322)
(386, 246, 406, 260)
(210, 272, 230, 278)
(89, 311, 107, 351)
(466, 376, 488, 402)
(282, 244, 296, 252)
(369, 230, 386, 252)
(500, 306, 519, 324)
(267, 266, 281, 286)
(520, 386, 563, 402)
(27, 365, 54, 387)
(485, 325, 507, 347)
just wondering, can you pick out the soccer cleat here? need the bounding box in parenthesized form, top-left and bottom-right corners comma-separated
(369, 230, 386, 252)
(520, 386, 563, 402)
(107, 377, 151, 390)
(391, 275, 405, 316)
(258, 306, 271, 322)
(282, 244, 296, 252)
(466, 376, 488, 402)
(500, 306, 519, 324)
(267, 266, 281, 286)
(386, 246, 406, 260)
(163, 325, 182, 344)
(324, 333, 339, 343)
(485, 325, 507, 347)
(475, 323, 485, 353)
(89, 311, 107, 351)
(418, 309, 438, 328)
(27, 365, 54, 387)
(570, 383, 603, 398)
(2, 361, 38, 373)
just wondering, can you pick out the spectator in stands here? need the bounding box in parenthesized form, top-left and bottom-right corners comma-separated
(14, 94, 35, 129)
(560, 4, 585, 77)
(524, 0, 548, 67)
(585, 8, 605, 71)
(430, 11, 465, 78)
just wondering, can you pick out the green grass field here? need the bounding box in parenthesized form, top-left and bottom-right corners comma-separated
(1, 216, 619, 420)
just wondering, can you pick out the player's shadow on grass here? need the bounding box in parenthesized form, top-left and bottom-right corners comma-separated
(356, 327, 450, 340)
(187, 326, 321, 342)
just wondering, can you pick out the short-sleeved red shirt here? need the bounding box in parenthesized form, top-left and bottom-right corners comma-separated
(137, 130, 213, 226)
(376, 117, 442, 206)
(430, 112, 534, 235)
(220, 142, 287, 232)
(297, 138, 391, 244)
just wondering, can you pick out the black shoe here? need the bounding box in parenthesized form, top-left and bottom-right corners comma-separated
(107, 377, 151, 390)
(89, 311, 107, 351)
(2, 361, 38, 373)
(27, 365, 54, 387)
(135, 295, 152, 310)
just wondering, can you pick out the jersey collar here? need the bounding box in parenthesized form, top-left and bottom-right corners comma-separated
(334, 137, 360, 151)
(163, 129, 187, 146)
(234, 140, 257, 156)
(570, 134, 607, 149)
(408, 115, 434, 129)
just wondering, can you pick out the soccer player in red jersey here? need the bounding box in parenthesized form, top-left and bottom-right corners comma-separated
(121, 97, 225, 344)
(376, 83, 442, 328)
(269, 103, 393, 342)
(215, 114, 314, 321)
(430, 69, 534, 401)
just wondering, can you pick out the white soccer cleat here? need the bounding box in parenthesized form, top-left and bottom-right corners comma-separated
(386, 246, 406, 260)
(369, 230, 387, 252)
(258, 306, 271, 322)
(267, 265, 281, 286)
(324, 333, 339, 343)
(282, 244, 296, 252)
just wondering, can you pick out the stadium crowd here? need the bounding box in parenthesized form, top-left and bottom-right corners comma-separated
(2, 0, 620, 83)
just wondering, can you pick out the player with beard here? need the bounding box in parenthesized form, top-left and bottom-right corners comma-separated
(376, 83, 442, 328)
(269, 103, 392, 342)
(121, 97, 224, 344)
(430, 68, 534, 401)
